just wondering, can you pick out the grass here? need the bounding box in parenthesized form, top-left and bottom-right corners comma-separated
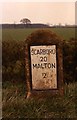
(2, 27, 75, 41)
(2, 81, 77, 119)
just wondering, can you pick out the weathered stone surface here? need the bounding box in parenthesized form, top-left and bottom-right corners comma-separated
(25, 29, 63, 98)
(30, 45, 57, 89)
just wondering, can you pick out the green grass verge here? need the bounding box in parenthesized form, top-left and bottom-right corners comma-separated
(2, 81, 77, 118)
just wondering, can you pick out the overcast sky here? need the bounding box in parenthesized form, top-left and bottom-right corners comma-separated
(1, 2, 75, 25)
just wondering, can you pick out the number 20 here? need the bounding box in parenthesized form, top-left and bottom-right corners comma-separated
(40, 56, 47, 62)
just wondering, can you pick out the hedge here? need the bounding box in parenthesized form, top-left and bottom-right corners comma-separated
(2, 38, 76, 83)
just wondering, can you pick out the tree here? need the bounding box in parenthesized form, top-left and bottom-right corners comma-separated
(20, 18, 31, 24)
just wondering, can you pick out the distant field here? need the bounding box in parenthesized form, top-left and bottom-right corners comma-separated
(2, 28, 75, 41)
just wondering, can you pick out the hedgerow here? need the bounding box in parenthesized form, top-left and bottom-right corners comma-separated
(2, 38, 76, 83)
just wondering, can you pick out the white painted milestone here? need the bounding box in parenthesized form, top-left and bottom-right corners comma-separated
(30, 45, 57, 89)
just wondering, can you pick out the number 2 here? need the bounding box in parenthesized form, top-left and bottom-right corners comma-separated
(42, 73, 47, 78)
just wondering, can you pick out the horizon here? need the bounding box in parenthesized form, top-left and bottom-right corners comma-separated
(1, 22, 76, 26)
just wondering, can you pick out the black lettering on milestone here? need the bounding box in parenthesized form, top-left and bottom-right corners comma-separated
(49, 49, 54, 54)
(53, 49, 56, 54)
(42, 73, 47, 78)
(42, 49, 46, 55)
(31, 49, 34, 55)
(40, 49, 43, 55)
(46, 49, 49, 55)
(38, 64, 41, 68)
(44, 63, 47, 68)
(40, 63, 44, 69)
(34, 49, 37, 55)
(48, 63, 51, 68)
(40, 57, 43, 62)
(33, 64, 37, 69)
(37, 49, 40, 55)
(31, 49, 37, 55)
(52, 63, 55, 68)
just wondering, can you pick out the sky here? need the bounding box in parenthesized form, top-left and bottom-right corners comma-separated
(1, 1, 76, 25)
